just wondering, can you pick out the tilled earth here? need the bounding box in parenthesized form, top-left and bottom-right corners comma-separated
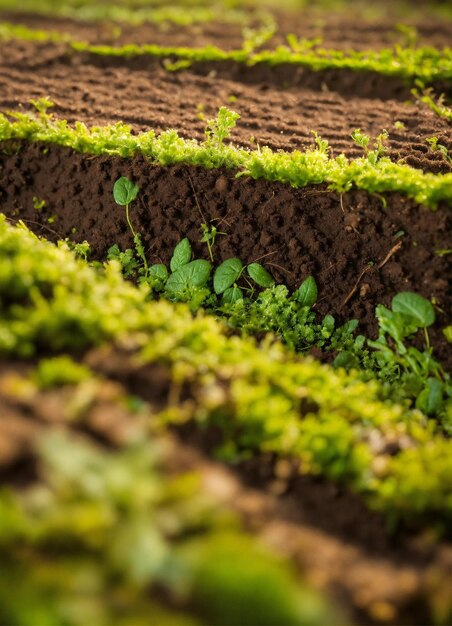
(1, 10, 452, 626)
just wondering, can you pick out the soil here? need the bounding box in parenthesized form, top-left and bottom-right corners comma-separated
(1, 39, 451, 173)
(2, 9, 451, 51)
(1, 142, 450, 364)
(1, 355, 451, 626)
(1, 10, 452, 625)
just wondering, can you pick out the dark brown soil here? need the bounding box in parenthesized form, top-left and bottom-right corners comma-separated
(1, 141, 450, 365)
(1, 40, 451, 173)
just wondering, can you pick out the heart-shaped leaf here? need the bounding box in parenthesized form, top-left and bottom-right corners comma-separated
(214, 258, 243, 294)
(170, 238, 192, 272)
(392, 292, 435, 328)
(166, 259, 211, 295)
(113, 177, 140, 206)
(222, 285, 244, 304)
(149, 264, 168, 282)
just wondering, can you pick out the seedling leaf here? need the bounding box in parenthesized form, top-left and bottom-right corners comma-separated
(416, 378, 443, 415)
(295, 276, 318, 308)
(223, 285, 244, 304)
(166, 259, 211, 295)
(113, 176, 140, 206)
(392, 292, 435, 328)
(149, 264, 169, 282)
(247, 263, 274, 288)
(214, 258, 243, 294)
(170, 238, 192, 272)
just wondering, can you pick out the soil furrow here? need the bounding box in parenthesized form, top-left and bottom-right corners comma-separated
(2, 10, 451, 50)
(1, 143, 450, 364)
(1, 45, 450, 173)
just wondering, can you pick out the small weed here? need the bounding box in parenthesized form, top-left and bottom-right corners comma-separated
(205, 107, 240, 148)
(32, 196, 46, 211)
(200, 222, 226, 262)
(110, 176, 149, 279)
(426, 137, 452, 164)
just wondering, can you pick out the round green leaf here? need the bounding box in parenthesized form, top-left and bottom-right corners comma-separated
(222, 285, 244, 304)
(247, 263, 274, 288)
(214, 258, 243, 294)
(295, 276, 318, 308)
(166, 259, 211, 295)
(113, 176, 140, 206)
(392, 292, 435, 328)
(170, 238, 192, 272)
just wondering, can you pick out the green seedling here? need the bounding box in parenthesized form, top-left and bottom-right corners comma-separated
(412, 87, 452, 122)
(395, 23, 418, 48)
(367, 292, 448, 414)
(242, 22, 276, 54)
(426, 137, 452, 164)
(112, 176, 148, 277)
(200, 223, 226, 262)
(65, 239, 91, 261)
(351, 128, 388, 164)
(32, 196, 46, 211)
(205, 106, 240, 148)
(294, 276, 318, 308)
(163, 58, 192, 72)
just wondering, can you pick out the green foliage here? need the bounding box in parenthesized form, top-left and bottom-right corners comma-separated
(214, 258, 243, 294)
(294, 275, 318, 308)
(391, 291, 436, 328)
(64, 239, 91, 261)
(96, 184, 452, 424)
(205, 106, 240, 148)
(0, 428, 333, 626)
(171, 237, 192, 272)
(1, 106, 450, 207)
(0, 0, 252, 28)
(412, 87, 452, 122)
(113, 176, 140, 206)
(351, 128, 388, 164)
(426, 136, 452, 164)
(1, 21, 451, 84)
(165, 259, 212, 301)
(247, 263, 275, 288)
(0, 215, 451, 530)
(112, 176, 148, 276)
(33, 355, 92, 389)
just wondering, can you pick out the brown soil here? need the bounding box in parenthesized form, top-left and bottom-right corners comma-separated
(2, 8, 451, 50)
(1, 40, 451, 173)
(1, 9, 452, 626)
(1, 142, 450, 365)
(1, 356, 451, 626)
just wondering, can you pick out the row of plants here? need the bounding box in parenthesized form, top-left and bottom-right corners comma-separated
(1, 20, 451, 85)
(1, 214, 451, 533)
(1, 103, 451, 206)
(0, 383, 334, 626)
(0, 0, 254, 27)
(107, 176, 451, 426)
